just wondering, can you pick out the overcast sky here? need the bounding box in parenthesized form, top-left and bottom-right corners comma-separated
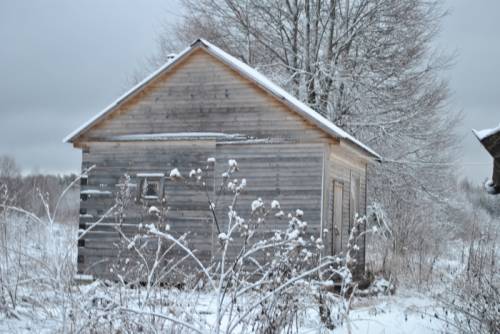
(0, 0, 498, 183)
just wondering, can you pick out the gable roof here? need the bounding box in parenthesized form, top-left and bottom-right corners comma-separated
(64, 39, 381, 160)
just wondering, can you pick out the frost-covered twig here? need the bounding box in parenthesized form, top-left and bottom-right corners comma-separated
(52, 165, 95, 223)
(120, 307, 205, 334)
(0, 204, 43, 224)
(148, 228, 217, 291)
(78, 205, 118, 240)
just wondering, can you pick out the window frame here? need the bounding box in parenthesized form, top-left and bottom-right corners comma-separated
(136, 173, 165, 203)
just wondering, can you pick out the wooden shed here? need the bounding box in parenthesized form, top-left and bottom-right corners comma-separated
(65, 39, 380, 279)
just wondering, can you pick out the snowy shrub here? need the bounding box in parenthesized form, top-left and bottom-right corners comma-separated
(75, 158, 381, 333)
(0, 160, 388, 333)
(436, 199, 500, 334)
(439, 254, 499, 334)
(364, 200, 449, 289)
(0, 175, 81, 323)
(441, 275, 500, 334)
(106, 159, 348, 332)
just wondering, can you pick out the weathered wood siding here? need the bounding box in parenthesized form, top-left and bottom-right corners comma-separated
(214, 142, 325, 259)
(78, 140, 327, 277)
(325, 143, 368, 276)
(78, 141, 216, 277)
(74, 46, 370, 279)
(80, 49, 329, 144)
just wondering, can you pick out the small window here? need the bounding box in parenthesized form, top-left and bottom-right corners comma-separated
(137, 174, 164, 202)
(144, 180, 160, 199)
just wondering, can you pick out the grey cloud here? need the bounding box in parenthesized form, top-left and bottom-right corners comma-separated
(438, 0, 500, 183)
(0, 0, 182, 174)
(0, 0, 498, 185)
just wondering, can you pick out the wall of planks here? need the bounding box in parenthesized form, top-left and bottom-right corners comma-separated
(74, 47, 371, 279)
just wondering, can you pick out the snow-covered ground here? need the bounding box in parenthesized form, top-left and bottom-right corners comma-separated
(0, 288, 450, 333)
(0, 216, 484, 333)
(334, 293, 449, 334)
(0, 218, 455, 334)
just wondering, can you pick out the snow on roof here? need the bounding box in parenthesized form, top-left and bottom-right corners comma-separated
(136, 173, 165, 177)
(106, 132, 247, 141)
(200, 39, 380, 159)
(64, 39, 380, 160)
(80, 189, 112, 195)
(473, 124, 500, 141)
(62, 45, 194, 144)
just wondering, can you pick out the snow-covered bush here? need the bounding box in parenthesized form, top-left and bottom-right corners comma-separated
(365, 199, 449, 289)
(92, 158, 365, 333)
(439, 233, 499, 334)
(436, 183, 500, 333)
(441, 275, 499, 334)
(0, 155, 79, 224)
(0, 175, 81, 324)
(0, 159, 387, 333)
(81, 158, 386, 332)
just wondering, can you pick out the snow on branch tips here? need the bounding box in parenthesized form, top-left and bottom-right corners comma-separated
(0, 156, 394, 333)
(169, 168, 182, 180)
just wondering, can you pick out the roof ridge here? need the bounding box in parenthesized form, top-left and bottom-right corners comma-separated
(63, 38, 380, 160)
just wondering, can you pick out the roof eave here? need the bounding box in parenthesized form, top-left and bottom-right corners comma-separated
(63, 38, 381, 162)
(198, 39, 381, 161)
(63, 44, 198, 144)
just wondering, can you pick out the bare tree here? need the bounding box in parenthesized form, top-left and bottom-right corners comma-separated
(138, 0, 461, 281)
(0, 155, 79, 223)
(0, 156, 20, 180)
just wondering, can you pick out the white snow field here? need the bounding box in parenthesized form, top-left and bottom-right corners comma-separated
(0, 286, 450, 334)
(0, 192, 474, 334)
(0, 219, 453, 334)
(333, 294, 450, 334)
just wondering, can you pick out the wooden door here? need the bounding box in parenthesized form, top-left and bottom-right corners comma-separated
(332, 181, 344, 255)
